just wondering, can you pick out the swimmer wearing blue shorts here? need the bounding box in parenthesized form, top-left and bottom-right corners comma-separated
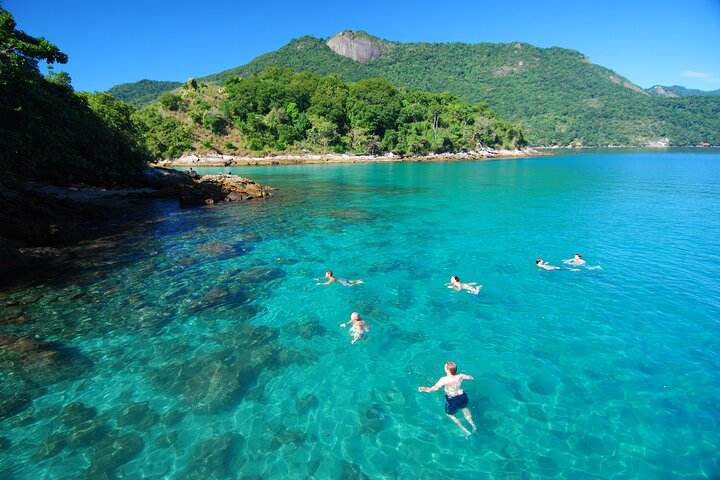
(419, 361, 478, 437)
(340, 312, 370, 344)
(316, 270, 364, 287)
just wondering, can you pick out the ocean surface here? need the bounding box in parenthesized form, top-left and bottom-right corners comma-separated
(1, 150, 719, 479)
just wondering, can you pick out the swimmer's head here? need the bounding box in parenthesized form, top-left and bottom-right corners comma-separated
(350, 312, 360, 321)
(536, 258, 542, 264)
(445, 361, 458, 375)
(326, 270, 333, 277)
(451, 275, 460, 283)
(575, 254, 582, 259)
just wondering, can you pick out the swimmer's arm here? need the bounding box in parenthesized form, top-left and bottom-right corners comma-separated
(460, 374, 474, 381)
(418, 377, 447, 393)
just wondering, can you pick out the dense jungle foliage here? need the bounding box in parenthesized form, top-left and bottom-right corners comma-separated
(0, 7, 150, 181)
(134, 68, 526, 159)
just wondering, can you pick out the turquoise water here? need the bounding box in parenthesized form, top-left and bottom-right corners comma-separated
(1, 150, 720, 479)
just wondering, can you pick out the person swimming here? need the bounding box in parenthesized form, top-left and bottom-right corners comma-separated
(563, 254, 586, 267)
(562, 254, 602, 270)
(536, 258, 560, 270)
(340, 312, 370, 344)
(418, 360, 478, 438)
(447, 276, 481, 294)
(316, 270, 364, 287)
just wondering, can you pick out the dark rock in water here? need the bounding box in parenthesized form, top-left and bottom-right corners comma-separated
(181, 432, 244, 480)
(34, 433, 65, 460)
(0, 335, 92, 386)
(270, 429, 307, 450)
(359, 403, 387, 435)
(269, 429, 306, 450)
(116, 401, 153, 427)
(293, 316, 327, 340)
(87, 432, 144, 478)
(202, 287, 228, 303)
(234, 266, 285, 285)
(295, 394, 319, 416)
(0, 394, 32, 421)
(154, 431, 179, 449)
(196, 241, 234, 256)
(67, 419, 109, 448)
(340, 460, 371, 480)
(526, 404, 548, 422)
(149, 324, 303, 414)
(0, 306, 24, 324)
(59, 402, 97, 426)
(160, 409, 186, 426)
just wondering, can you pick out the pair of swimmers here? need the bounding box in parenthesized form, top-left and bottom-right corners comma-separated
(537, 253, 597, 270)
(316, 271, 369, 344)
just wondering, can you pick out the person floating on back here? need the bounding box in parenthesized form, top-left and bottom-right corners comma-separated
(418, 360, 478, 438)
(563, 253, 602, 270)
(536, 258, 560, 270)
(563, 253, 586, 267)
(340, 312, 370, 344)
(316, 270, 364, 287)
(447, 275, 481, 294)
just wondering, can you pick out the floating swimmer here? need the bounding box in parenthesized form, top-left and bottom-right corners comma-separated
(340, 312, 370, 344)
(418, 360, 478, 438)
(563, 253, 586, 267)
(563, 253, 602, 270)
(316, 270, 364, 287)
(447, 276, 482, 294)
(536, 258, 560, 270)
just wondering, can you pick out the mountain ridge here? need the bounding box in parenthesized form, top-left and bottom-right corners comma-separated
(108, 32, 720, 146)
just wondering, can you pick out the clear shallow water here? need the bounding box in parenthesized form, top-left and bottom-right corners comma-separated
(1, 151, 720, 479)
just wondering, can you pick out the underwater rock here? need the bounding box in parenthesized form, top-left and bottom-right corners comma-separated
(196, 242, 234, 256)
(35, 433, 66, 460)
(154, 431, 179, 449)
(293, 316, 327, 340)
(59, 402, 97, 426)
(0, 305, 25, 325)
(202, 287, 228, 303)
(340, 460, 371, 480)
(0, 436, 10, 452)
(181, 432, 244, 480)
(269, 428, 306, 450)
(116, 401, 150, 427)
(233, 266, 285, 284)
(0, 393, 32, 421)
(150, 325, 304, 414)
(67, 419, 109, 449)
(295, 394, 319, 416)
(87, 432, 144, 478)
(359, 403, 387, 435)
(160, 409, 186, 426)
(0, 335, 92, 386)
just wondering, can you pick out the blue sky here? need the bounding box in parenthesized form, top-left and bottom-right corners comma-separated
(5, 0, 720, 93)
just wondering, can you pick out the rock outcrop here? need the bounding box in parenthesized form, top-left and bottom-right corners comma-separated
(326, 31, 385, 64)
(0, 168, 272, 279)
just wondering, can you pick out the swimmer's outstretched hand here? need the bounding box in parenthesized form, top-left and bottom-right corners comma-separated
(340, 323, 346, 328)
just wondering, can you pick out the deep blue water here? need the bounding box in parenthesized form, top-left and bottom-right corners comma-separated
(1, 150, 719, 479)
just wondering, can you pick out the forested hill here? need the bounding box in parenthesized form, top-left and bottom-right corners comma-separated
(110, 31, 720, 147)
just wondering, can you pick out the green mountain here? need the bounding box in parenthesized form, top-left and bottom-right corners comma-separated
(110, 31, 720, 146)
(107, 79, 182, 107)
(646, 85, 720, 98)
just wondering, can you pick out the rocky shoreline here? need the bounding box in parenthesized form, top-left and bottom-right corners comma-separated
(0, 168, 272, 281)
(156, 147, 546, 168)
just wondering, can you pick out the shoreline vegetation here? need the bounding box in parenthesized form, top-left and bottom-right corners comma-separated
(157, 147, 546, 168)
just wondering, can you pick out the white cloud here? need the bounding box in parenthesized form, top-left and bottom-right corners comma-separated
(682, 71, 714, 79)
